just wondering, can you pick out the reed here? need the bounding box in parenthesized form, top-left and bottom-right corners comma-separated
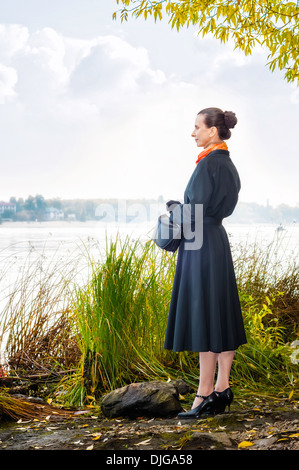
(56, 233, 298, 405)
(58, 235, 179, 404)
(0, 231, 298, 407)
(0, 240, 87, 374)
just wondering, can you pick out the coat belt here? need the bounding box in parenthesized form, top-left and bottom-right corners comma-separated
(203, 216, 222, 225)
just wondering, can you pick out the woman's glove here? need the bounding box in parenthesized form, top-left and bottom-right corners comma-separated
(166, 200, 181, 212)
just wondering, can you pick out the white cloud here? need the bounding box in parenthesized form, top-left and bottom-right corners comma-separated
(0, 63, 18, 103)
(0, 24, 29, 60)
(0, 24, 187, 200)
(0, 25, 168, 120)
(0, 21, 297, 206)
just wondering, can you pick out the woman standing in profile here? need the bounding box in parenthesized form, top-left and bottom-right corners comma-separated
(164, 107, 247, 418)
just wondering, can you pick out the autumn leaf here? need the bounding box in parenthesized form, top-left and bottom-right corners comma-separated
(136, 438, 152, 446)
(238, 440, 255, 448)
(113, 0, 299, 85)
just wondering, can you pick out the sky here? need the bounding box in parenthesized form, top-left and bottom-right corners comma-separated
(0, 0, 298, 207)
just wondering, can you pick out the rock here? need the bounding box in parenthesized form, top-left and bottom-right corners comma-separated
(100, 380, 191, 418)
(181, 431, 234, 450)
(254, 436, 278, 448)
(171, 379, 194, 395)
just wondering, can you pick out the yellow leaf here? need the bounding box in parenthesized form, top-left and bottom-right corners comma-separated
(265, 296, 271, 305)
(288, 390, 294, 400)
(85, 395, 95, 401)
(289, 433, 299, 438)
(238, 441, 254, 448)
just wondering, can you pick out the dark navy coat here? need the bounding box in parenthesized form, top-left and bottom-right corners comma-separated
(164, 149, 247, 353)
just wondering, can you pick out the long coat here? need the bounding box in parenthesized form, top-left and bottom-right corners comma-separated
(164, 149, 247, 353)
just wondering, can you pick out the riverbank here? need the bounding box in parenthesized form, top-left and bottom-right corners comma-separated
(0, 396, 298, 451)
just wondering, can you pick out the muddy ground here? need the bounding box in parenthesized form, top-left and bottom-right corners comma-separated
(0, 396, 298, 452)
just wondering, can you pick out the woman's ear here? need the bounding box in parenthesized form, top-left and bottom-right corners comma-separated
(209, 126, 218, 138)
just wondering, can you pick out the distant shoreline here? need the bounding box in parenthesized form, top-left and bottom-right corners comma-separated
(0, 220, 101, 228)
(0, 219, 296, 229)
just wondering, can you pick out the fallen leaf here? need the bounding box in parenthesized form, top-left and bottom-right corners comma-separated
(86, 444, 94, 450)
(238, 441, 254, 449)
(136, 438, 152, 446)
(85, 395, 95, 401)
(289, 433, 299, 438)
(288, 390, 294, 400)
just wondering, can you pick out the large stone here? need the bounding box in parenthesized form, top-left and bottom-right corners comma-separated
(100, 380, 193, 418)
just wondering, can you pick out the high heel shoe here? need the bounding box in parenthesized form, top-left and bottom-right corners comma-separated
(214, 387, 233, 414)
(177, 392, 217, 419)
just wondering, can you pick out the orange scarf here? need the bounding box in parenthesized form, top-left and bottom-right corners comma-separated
(196, 142, 228, 164)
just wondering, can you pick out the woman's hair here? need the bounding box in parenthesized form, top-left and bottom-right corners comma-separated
(198, 107, 237, 140)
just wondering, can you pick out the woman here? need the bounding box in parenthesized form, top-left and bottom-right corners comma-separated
(164, 107, 247, 419)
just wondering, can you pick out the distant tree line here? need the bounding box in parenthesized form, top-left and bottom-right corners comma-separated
(228, 201, 298, 225)
(1, 195, 99, 222)
(0, 194, 298, 224)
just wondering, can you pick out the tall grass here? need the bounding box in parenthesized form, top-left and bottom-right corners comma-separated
(1, 232, 298, 407)
(0, 240, 89, 373)
(232, 238, 299, 397)
(58, 235, 179, 404)
(57, 234, 298, 406)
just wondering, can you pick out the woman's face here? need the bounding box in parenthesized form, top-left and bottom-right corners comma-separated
(191, 114, 218, 148)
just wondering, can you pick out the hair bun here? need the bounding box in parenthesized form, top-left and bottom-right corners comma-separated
(224, 111, 237, 129)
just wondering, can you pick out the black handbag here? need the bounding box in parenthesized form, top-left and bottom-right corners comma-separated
(152, 213, 182, 252)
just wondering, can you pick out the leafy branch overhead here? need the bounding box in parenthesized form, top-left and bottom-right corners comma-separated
(114, 0, 299, 84)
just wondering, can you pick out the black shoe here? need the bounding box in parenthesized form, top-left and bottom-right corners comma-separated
(177, 392, 217, 419)
(214, 387, 233, 414)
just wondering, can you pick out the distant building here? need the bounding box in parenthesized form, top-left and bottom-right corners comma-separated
(45, 207, 64, 220)
(0, 201, 16, 214)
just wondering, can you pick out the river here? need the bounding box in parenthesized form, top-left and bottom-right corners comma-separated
(0, 219, 298, 285)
